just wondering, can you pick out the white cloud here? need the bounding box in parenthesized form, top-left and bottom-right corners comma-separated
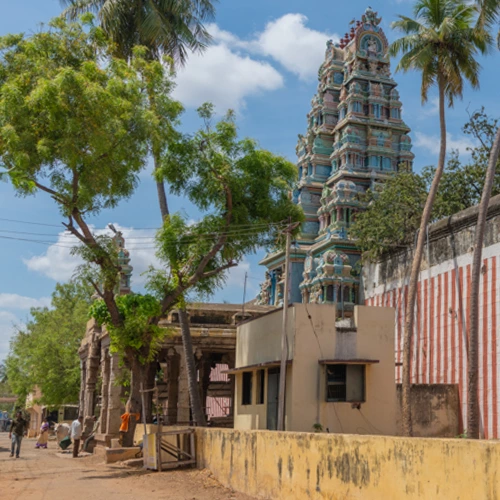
(413, 131, 477, 156)
(0, 312, 24, 361)
(249, 14, 338, 81)
(23, 225, 160, 288)
(173, 14, 337, 110)
(0, 294, 51, 310)
(225, 259, 251, 290)
(419, 97, 440, 118)
(173, 44, 283, 111)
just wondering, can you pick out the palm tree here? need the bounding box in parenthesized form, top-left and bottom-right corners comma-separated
(390, 0, 490, 436)
(466, 0, 500, 439)
(61, 0, 215, 64)
(61, 0, 217, 427)
(61, 0, 216, 218)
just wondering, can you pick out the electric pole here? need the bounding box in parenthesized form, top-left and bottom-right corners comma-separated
(277, 220, 300, 431)
(242, 272, 248, 317)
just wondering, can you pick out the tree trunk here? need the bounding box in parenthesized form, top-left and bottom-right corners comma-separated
(178, 308, 207, 426)
(401, 79, 447, 437)
(467, 126, 500, 439)
(122, 356, 146, 447)
(154, 153, 170, 219)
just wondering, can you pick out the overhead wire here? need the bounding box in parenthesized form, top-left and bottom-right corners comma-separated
(0, 216, 288, 232)
(0, 220, 289, 250)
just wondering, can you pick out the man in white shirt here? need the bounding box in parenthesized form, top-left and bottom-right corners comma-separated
(70, 416, 83, 458)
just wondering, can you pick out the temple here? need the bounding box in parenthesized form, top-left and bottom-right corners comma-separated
(257, 8, 414, 315)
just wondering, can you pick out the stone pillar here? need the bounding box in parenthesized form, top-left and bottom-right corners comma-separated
(166, 349, 179, 425)
(99, 349, 110, 435)
(177, 349, 190, 425)
(79, 358, 86, 416)
(106, 353, 123, 436)
(84, 338, 100, 419)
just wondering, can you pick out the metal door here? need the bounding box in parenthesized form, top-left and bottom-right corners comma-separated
(266, 368, 280, 430)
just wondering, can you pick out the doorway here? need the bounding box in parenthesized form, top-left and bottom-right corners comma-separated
(266, 368, 280, 430)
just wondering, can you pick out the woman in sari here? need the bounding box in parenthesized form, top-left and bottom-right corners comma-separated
(35, 418, 50, 449)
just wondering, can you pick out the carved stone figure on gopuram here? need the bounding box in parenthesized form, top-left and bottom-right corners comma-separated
(257, 8, 414, 316)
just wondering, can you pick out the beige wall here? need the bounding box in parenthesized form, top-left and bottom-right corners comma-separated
(234, 305, 397, 435)
(236, 309, 295, 367)
(196, 427, 500, 500)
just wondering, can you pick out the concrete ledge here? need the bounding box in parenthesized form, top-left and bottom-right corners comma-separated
(105, 446, 141, 464)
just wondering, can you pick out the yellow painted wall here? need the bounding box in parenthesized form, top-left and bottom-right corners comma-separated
(196, 427, 500, 500)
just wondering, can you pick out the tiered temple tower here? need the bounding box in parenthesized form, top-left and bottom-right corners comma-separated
(257, 8, 414, 315)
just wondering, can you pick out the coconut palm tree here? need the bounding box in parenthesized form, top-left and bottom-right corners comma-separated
(61, 0, 215, 64)
(466, 0, 500, 439)
(390, 0, 490, 437)
(61, 0, 216, 218)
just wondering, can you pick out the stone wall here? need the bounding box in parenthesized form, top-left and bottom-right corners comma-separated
(362, 194, 500, 438)
(396, 384, 460, 437)
(195, 427, 500, 499)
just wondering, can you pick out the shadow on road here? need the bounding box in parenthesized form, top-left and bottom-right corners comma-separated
(78, 470, 152, 481)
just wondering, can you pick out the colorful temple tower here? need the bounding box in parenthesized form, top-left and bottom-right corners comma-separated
(257, 8, 414, 314)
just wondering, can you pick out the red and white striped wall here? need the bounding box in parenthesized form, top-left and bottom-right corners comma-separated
(364, 242, 500, 439)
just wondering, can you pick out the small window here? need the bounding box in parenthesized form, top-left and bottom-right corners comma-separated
(242, 372, 253, 405)
(326, 364, 365, 402)
(256, 370, 265, 405)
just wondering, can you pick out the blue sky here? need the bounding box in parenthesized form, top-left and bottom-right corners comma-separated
(0, 0, 499, 360)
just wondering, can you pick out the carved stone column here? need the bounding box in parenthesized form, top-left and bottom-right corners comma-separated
(166, 348, 180, 424)
(79, 357, 87, 416)
(106, 353, 123, 436)
(84, 336, 100, 419)
(99, 348, 110, 435)
(177, 349, 190, 424)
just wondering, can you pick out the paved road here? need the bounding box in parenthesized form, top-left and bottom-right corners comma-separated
(0, 432, 254, 500)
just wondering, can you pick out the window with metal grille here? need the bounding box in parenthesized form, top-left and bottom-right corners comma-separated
(326, 364, 365, 402)
(242, 371, 253, 405)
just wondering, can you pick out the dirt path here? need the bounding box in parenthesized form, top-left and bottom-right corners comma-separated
(0, 432, 255, 500)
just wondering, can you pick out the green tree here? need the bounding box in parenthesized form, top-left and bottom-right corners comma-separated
(61, 0, 217, 425)
(5, 281, 93, 406)
(61, 0, 216, 218)
(390, 0, 489, 436)
(352, 170, 428, 261)
(0, 17, 173, 435)
(146, 104, 303, 426)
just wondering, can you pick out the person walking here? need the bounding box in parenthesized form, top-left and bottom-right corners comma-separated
(35, 418, 50, 449)
(9, 411, 27, 458)
(69, 416, 83, 458)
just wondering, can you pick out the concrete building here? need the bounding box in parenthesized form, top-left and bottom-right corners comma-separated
(228, 304, 398, 435)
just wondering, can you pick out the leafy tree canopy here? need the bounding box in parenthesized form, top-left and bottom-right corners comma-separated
(353, 108, 500, 260)
(89, 294, 164, 365)
(149, 104, 304, 308)
(5, 280, 94, 406)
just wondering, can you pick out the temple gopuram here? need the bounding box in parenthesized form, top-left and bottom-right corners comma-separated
(257, 8, 414, 316)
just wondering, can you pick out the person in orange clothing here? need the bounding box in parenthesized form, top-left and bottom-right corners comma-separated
(119, 405, 140, 446)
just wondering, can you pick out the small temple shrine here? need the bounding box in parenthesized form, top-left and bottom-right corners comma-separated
(257, 8, 414, 315)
